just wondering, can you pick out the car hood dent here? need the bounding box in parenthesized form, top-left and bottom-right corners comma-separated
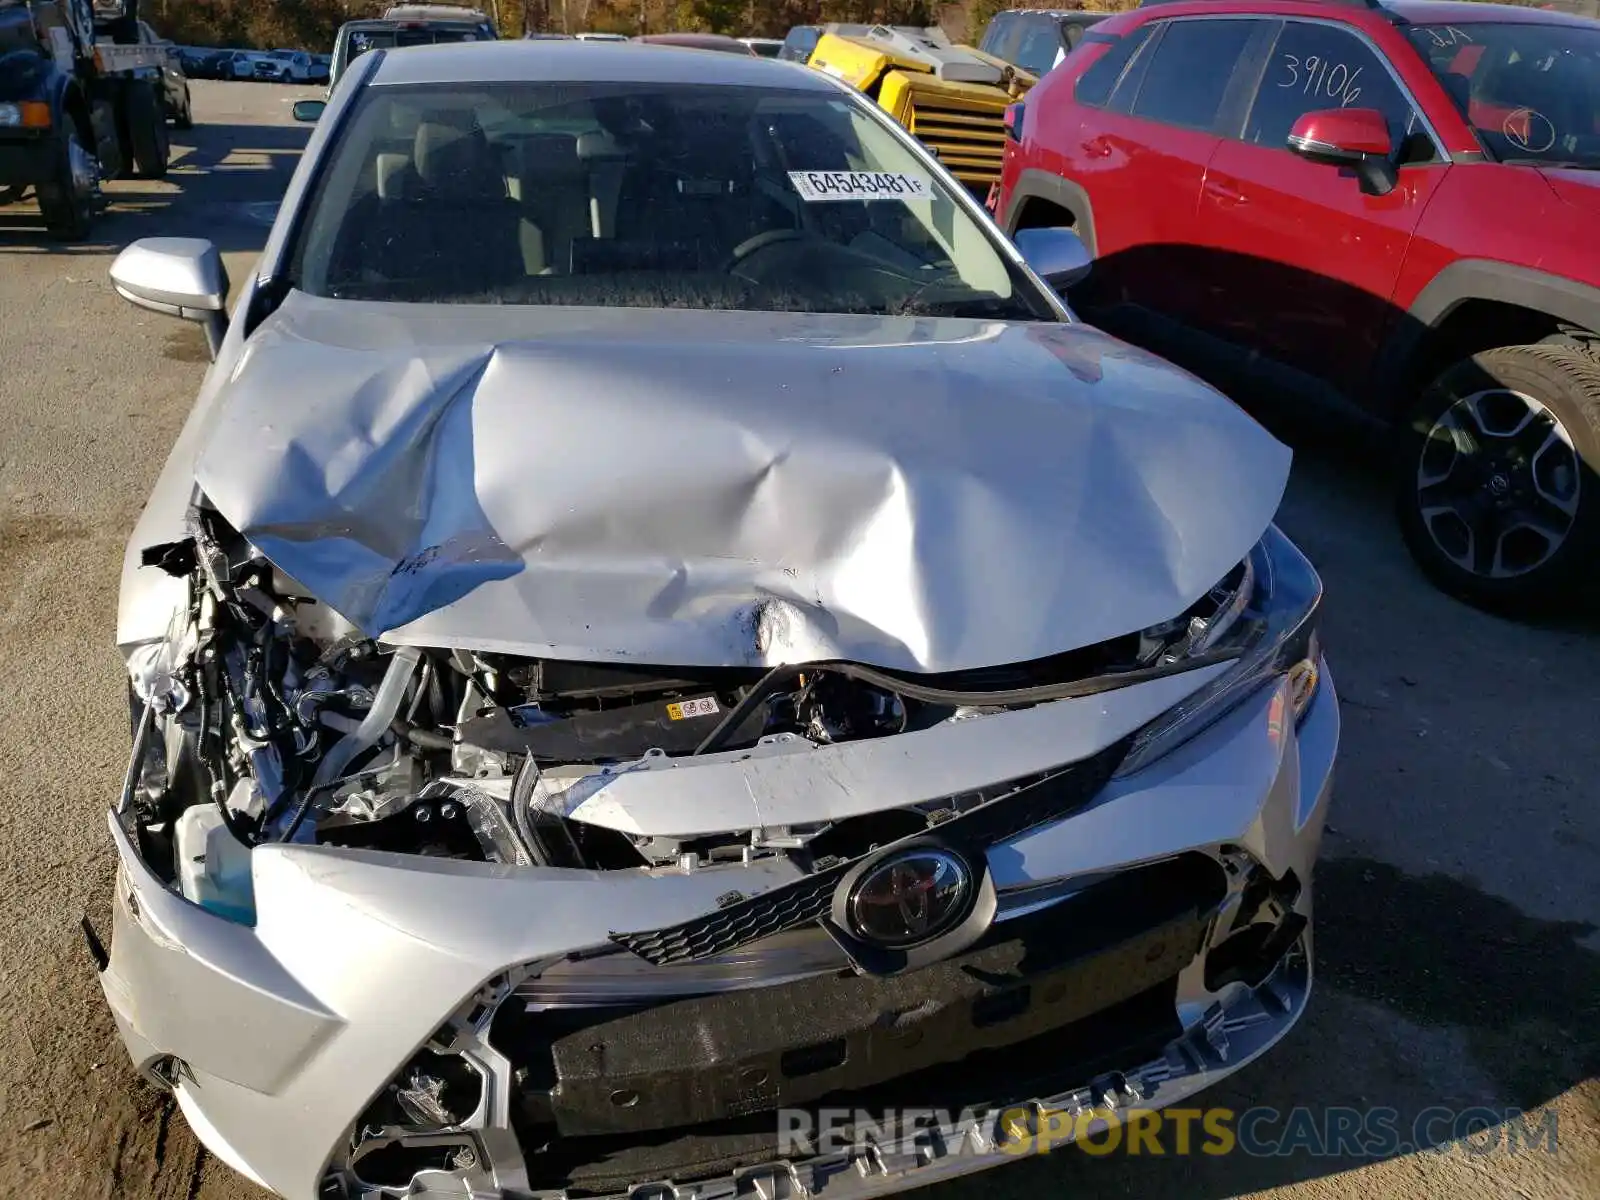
(192, 293, 1289, 672)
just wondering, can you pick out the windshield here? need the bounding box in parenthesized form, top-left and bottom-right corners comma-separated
(1407, 21, 1600, 166)
(288, 81, 1052, 320)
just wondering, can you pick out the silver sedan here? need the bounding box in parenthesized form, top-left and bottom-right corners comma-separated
(97, 38, 1337, 1200)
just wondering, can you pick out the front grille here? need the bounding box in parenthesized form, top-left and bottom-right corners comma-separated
(527, 981, 1184, 1195)
(909, 102, 1008, 188)
(553, 908, 1206, 1137)
(609, 738, 1130, 967)
(496, 854, 1226, 1180)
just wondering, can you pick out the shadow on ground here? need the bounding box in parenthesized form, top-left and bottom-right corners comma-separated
(0, 118, 308, 257)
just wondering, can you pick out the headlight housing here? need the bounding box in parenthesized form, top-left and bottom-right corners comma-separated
(1113, 525, 1322, 778)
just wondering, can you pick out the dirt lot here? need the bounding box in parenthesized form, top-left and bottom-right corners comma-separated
(0, 79, 1594, 1200)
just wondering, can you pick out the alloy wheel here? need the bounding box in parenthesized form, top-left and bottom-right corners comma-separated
(1415, 388, 1581, 578)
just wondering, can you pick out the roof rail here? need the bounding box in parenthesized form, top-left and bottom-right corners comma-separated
(1137, 0, 1385, 8)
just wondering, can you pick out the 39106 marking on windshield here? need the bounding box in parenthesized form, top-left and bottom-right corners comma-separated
(789, 171, 932, 202)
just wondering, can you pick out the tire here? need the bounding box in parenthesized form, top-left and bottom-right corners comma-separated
(36, 123, 96, 241)
(173, 88, 193, 130)
(1395, 344, 1600, 614)
(126, 81, 168, 179)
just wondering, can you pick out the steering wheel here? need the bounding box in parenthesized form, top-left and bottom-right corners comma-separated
(725, 228, 810, 270)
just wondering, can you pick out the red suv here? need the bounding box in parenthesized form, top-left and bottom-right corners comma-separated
(996, 0, 1600, 612)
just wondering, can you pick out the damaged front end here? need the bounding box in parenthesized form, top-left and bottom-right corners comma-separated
(100, 488, 1335, 1200)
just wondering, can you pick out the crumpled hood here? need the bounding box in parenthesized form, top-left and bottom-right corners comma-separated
(193, 294, 1289, 673)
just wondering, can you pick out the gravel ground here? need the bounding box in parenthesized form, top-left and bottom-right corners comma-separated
(0, 78, 1594, 1200)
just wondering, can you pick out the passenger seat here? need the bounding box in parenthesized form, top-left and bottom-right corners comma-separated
(397, 111, 524, 295)
(511, 134, 591, 274)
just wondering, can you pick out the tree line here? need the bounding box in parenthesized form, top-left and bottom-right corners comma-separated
(145, 0, 1585, 55)
(147, 0, 1121, 51)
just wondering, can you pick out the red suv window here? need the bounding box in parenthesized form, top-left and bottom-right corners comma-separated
(1406, 19, 1600, 162)
(1128, 18, 1257, 131)
(1074, 24, 1156, 108)
(1244, 19, 1434, 160)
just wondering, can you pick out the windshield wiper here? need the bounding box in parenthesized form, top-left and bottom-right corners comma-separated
(895, 295, 1043, 322)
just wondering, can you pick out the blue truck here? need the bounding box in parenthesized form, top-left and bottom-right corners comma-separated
(0, 0, 169, 239)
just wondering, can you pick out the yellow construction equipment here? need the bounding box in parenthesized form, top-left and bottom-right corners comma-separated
(806, 24, 1035, 195)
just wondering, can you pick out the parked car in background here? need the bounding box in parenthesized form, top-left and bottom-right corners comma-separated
(382, 3, 491, 20)
(740, 36, 785, 56)
(268, 49, 318, 82)
(137, 19, 192, 126)
(251, 53, 286, 82)
(101, 38, 1335, 1200)
(184, 48, 234, 80)
(525, 31, 575, 39)
(574, 31, 628, 40)
(309, 52, 331, 82)
(978, 7, 1108, 76)
(778, 23, 821, 60)
(997, 0, 1600, 613)
(329, 8, 497, 89)
(635, 32, 757, 53)
(177, 47, 218, 78)
(219, 50, 258, 80)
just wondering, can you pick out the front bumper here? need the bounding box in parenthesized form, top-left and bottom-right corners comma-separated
(517, 941, 1312, 1200)
(100, 652, 1337, 1200)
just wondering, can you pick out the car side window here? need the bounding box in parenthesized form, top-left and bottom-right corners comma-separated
(1245, 21, 1437, 163)
(1014, 14, 1065, 76)
(1074, 24, 1155, 108)
(1130, 19, 1257, 131)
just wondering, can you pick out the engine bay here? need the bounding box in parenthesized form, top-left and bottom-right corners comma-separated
(122, 502, 1251, 918)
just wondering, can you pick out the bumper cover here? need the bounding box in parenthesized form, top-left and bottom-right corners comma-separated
(99, 660, 1337, 1200)
(540, 858, 1219, 1138)
(525, 940, 1312, 1200)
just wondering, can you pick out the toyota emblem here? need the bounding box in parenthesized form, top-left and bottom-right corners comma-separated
(847, 848, 972, 948)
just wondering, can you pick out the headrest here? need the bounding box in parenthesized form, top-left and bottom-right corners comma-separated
(413, 111, 504, 199)
(375, 151, 412, 200)
(514, 133, 585, 185)
(576, 130, 626, 160)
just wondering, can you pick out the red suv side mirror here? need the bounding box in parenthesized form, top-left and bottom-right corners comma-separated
(1286, 108, 1393, 162)
(1286, 108, 1398, 197)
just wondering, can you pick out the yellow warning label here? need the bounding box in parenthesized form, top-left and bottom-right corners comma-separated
(666, 697, 720, 720)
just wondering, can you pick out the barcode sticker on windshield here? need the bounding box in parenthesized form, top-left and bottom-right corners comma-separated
(789, 171, 932, 202)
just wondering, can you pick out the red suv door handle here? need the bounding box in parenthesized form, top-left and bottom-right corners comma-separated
(1204, 179, 1249, 207)
(1083, 136, 1113, 159)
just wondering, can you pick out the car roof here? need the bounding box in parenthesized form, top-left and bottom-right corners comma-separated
(636, 32, 754, 51)
(1385, 0, 1598, 25)
(339, 16, 488, 32)
(368, 37, 836, 86)
(1124, 0, 1597, 27)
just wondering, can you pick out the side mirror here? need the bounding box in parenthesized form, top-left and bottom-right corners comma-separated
(1287, 107, 1398, 196)
(109, 237, 229, 359)
(292, 99, 326, 123)
(1014, 226, 1092, 289)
